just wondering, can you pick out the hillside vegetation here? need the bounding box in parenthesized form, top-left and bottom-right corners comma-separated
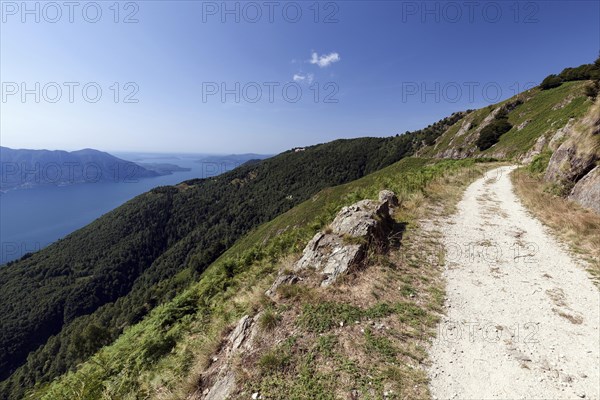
(0, 114, 465, 399)
(2, 59, 599, 400)
(31, 158, 495, 399)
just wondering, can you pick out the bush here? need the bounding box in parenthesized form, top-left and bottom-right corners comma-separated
(540, 74, 563, 90)
(476, 119, 513, 150)
(528, 151, 552, 175)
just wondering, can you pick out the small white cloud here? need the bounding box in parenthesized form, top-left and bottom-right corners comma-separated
(310, 52, 340, 68)
(293, 73, 315, 84)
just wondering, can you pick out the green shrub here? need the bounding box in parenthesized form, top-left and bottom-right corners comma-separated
(476, 119, 513, 150)
(527, 151, 552, 175)
(540, 74, 563, 90)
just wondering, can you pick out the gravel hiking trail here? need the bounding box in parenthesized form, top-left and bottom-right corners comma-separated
(428, 166, 600, 400)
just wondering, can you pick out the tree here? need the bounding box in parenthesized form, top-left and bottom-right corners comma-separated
(540, 74, 563, 90)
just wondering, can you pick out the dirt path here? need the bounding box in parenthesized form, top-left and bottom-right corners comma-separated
(428, 166, 600, 400)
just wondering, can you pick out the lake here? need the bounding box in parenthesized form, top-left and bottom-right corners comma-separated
(0, 153, 256, 264)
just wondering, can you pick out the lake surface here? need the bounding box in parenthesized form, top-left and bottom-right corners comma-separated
(0, 153, 253, 264)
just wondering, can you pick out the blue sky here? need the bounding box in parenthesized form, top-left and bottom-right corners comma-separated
(1, 1, 599, 154)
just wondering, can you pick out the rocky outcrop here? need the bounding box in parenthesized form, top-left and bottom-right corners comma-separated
(548, 120, 574, 151)
(569, 166, 600, 213)
(379, 189, 399, 207)
(520, 135, 547, 164)
(294, 191, 397, 286)
(543, 100, 600, 208)
(517, 119, 531, 131)
(544, 142, 597, 185)
(265, 274, 300, 297)
(433, 107, 502, 159)
(195, 314, 260, 400)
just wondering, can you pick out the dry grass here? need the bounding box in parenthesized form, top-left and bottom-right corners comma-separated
(223, 164, 498, 399)
(512, 170, 600, 284)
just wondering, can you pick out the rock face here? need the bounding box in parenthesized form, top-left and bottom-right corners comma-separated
(545, 140, 598, 185)
(196, 314, 260, 400)
(569, 166, 600, 213)
(294, 191, 396, 286)
(548, 120, 574, 151)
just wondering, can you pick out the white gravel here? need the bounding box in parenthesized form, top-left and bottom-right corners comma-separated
(428, 166, 600, 400)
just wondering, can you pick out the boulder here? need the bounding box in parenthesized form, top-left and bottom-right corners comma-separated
(544, 142, 597, 185)
(569, 166, 600, 213)
(330, 200, 389, 238)
(295, 233, 364, 286)
(294, 191, 396, 286)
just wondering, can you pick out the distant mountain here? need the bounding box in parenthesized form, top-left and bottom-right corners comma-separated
(137, 162, 192, 175)
(0, 147, 161, 191)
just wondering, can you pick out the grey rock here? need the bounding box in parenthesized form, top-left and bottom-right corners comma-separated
(569, 166, 600, 213)
(203, 371, 236, 400)
(294, 192, 395, 286)
(545, 141, 597, 185)
(379, 190, 399, 207)
(330, 200, 389, 238)
(521, 135, 547, 164)
(548, 120, 573, 151)
(265, 274, 300, 297)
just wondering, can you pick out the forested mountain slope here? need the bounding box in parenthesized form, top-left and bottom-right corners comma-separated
(0, 113, 464, 399)
(2, 59, 599, 400)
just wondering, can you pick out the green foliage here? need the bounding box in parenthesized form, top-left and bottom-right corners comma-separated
(540, 74, 563, 90)
(28, 158, 485, 399)
(297, 302, 397, 333)
(476, 109, 514, 150)
(585, 80, 600, 99)
(527, 151, 553, 175)
(364, 328, 398, 361)
(541, 60, 600, 91)
(0, 112, 467, 399)
(258, 350, 291, 374)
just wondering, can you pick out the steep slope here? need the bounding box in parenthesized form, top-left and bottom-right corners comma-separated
(31, 158, 494, 399)
(417, 81, 593, 160)
(4, 60, 599, 399)
(417, 59, 599, 162)
(0, 115, 464, 399)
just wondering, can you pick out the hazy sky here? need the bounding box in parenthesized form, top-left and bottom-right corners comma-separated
(1, 1, 599, 154)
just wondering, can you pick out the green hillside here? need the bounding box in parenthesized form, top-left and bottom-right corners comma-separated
(2, 60, 598, 400)
(418, 81, 593, 160)
(31, 157, 493, 399)
(0, 114, 464, 400)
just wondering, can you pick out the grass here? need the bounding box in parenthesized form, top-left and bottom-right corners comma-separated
(32, 157, 495, 400)
(512, 169, 600, 284)
(419, 81, 593, 160)
(258, 308, 281, 331)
